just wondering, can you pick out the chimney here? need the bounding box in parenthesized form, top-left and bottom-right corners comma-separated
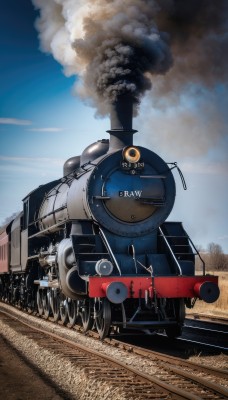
(107, 95, 137, 151)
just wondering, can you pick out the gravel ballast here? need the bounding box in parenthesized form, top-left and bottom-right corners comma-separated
(0, 302, 227, 399)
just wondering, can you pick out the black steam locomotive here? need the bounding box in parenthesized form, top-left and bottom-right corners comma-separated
(0, 97, 219, 339)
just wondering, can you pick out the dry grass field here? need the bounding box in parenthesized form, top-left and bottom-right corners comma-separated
(187, 271, 228, 317)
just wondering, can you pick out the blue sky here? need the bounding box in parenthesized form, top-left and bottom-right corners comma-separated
(0, 0, 227, 253)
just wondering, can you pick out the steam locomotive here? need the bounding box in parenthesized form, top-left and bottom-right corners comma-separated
(0, 97, 219, 339)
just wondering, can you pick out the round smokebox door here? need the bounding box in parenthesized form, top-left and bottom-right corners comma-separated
(103, 169, 164, 222)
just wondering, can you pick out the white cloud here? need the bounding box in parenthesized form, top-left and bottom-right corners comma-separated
(0, 118, 32, 125)
(0, 156, 64, 177)
(28, 127, 64, 132)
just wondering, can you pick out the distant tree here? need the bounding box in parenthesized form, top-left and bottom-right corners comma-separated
(207, 242, 227, 271)
(196, 244, 205, 253)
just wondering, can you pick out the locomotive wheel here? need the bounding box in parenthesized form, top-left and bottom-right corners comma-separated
(177, 298, 186, 323)
(59, 294, 69, 325)
(165, 299, 185, 339)
(80, 299, 93, 333)
(66, 298, 78, 327)
(50, 289, 60, 322)
(37, 288, 44, 316)
(27, 290, 36, 314)
(94, 298, 111, 340)
(43, 289, 52, 319)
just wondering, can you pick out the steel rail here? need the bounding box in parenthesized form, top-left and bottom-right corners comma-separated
(163, 364, 228, 398)
(177, 336, 228, 352)
(117, 340, 228, 380)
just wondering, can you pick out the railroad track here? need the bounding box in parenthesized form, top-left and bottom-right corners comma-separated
(0, 302, 227, 400)
(120, 342, 228, 389)
(116, 327, 228, 358)
(184, 318, 228, 336)
(180, 317, 228, 352)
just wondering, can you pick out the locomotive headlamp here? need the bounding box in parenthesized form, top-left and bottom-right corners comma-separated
(123, 146, 141, 163)
(95, 259, 113, 276)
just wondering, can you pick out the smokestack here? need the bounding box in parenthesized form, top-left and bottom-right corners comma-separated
(107, 95, 137, 151)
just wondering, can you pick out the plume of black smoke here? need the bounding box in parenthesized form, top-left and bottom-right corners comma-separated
(32, 0, 173, 113)
(32, 0, 228, 118)
(73, 2, 173, 112)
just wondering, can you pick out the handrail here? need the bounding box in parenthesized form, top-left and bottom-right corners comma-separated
(158, 227, 182, 276)
(99, 228, 121, 276)
(183, 230, 205, 275)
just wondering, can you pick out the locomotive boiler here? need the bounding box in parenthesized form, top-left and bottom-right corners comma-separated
(0, 96, 219, 339)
